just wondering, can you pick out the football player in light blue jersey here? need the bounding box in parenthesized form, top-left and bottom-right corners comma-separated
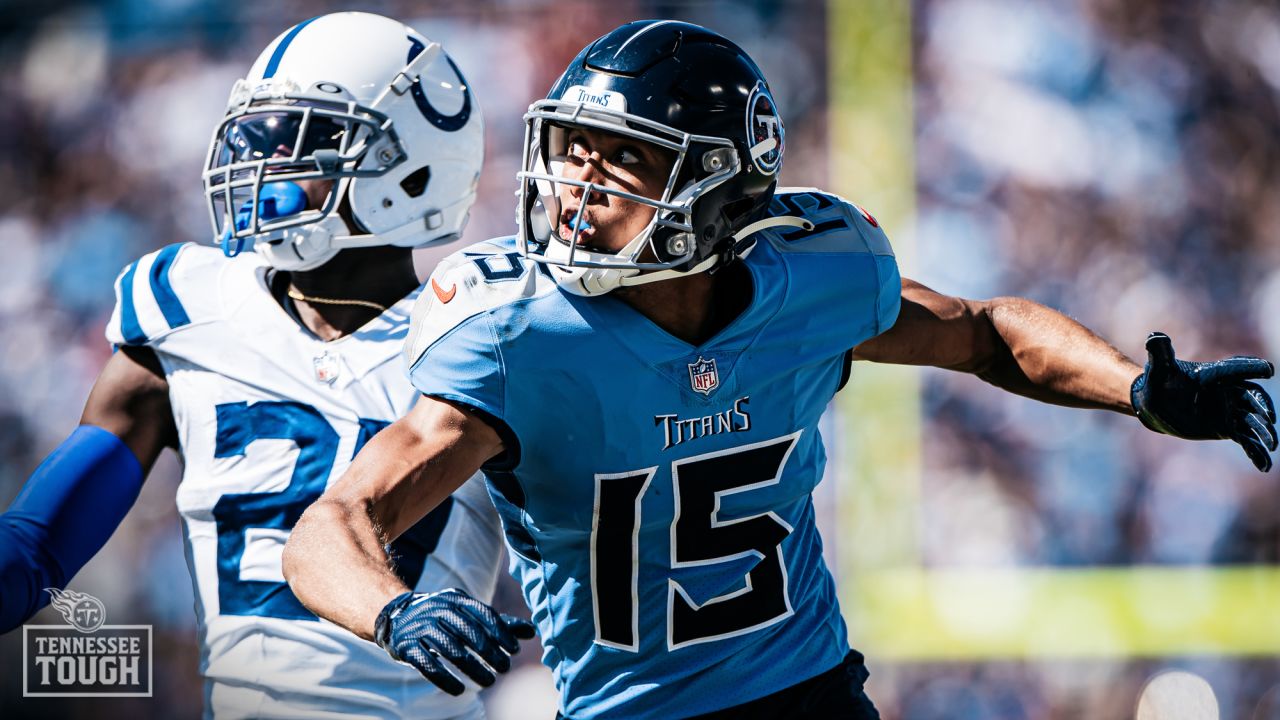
(0, 12, 533, 719)
(284, 20, 1277, 720)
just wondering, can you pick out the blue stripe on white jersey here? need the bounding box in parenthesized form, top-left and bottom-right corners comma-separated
(105, 242, 504, 719)
(108, 243, 194, 347)
(116, 259, 147, 345)
(149, 243, 191, 329)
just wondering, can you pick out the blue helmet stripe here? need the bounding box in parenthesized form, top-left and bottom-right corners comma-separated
(148, 244, 191, 330)
(117, 261, 148, 346)
(263, 16, 319, 79)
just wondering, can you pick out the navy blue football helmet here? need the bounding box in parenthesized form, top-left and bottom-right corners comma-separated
(517, 20, 788, 295)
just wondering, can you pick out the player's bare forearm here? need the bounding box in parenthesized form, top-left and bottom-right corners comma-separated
(283, 396, 502, 640)
(284, 493, 407, 640)
(853, 278, 1141, 412)
(976, 295, 1141, 410)
(80, 345, 178, 471)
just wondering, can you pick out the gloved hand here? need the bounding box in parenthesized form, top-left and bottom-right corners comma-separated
(1131, 332, 1277, 471)
(374, 588, 536, 695)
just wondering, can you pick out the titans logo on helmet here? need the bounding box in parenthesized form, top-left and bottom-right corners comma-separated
(746, 82, 783, 175)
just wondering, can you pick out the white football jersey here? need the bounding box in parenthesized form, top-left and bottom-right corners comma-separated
(106, 243, 502, 720)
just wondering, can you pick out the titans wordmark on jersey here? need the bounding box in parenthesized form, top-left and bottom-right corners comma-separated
(107, 243, 503, 720)
(405, 189, 901, 719)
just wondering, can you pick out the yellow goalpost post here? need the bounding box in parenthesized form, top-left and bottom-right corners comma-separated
(828, 0, 1280, 661)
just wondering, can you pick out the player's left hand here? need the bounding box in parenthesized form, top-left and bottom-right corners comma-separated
(1131, 332, 1277, 471)
(374, 588, 537, 695)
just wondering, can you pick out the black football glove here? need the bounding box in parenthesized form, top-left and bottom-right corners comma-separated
(1131, 332, 1277, 472)
(374, 588, 536, 695)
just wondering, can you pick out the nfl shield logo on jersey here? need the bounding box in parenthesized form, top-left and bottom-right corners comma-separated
(688, 357, 720, 396)
(313, 351, 340, 385)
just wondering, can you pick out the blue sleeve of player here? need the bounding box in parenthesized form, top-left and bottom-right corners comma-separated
(839, 198, 902, 338)
(768, 189, 904, 348)
(0, 426, 144, 632)
(873, 252, 902, 335)
(406, 312, 506, 423)
(403, 246, 535, 428)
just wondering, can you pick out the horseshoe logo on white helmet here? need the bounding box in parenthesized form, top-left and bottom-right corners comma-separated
(407, 37, 471, 132)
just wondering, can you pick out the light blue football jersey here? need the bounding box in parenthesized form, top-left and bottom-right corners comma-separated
(406, 189, 901, 719)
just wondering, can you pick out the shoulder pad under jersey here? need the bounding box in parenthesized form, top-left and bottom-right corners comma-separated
(105, 243, 227, 347)
(404, 238, 551, 370)
(765, 187, 895, 258)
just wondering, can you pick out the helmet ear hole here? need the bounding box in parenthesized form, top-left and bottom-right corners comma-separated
(399, 166, 431, 198)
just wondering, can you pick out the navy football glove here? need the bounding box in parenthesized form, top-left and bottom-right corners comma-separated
(1131, 332, 1277, 472)
(374, 588, 536, 695)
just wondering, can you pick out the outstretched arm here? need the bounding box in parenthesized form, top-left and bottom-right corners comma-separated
(853, 278, 1141, 411)
(0, 346, 175, 632)
(284, 395, 500, 636)
(853, 278, 1276, 470)
(283, 395, 533, 695)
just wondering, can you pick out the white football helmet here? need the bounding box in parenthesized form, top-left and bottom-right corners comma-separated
(203, 12, 483, 271)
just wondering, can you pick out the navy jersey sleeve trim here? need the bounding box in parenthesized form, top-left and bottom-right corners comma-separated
(481, 468, 541, 563)
(837, 349, 854, 392)
(475, 404, 521, 473)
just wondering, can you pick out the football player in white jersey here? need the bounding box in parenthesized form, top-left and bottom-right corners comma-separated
(0, 12, 530, 719)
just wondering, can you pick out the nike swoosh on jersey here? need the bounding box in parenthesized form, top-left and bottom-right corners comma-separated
(431, 278, 457, 303)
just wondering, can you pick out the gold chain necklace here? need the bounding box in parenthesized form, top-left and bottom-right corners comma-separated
(287, 287, 388, 313)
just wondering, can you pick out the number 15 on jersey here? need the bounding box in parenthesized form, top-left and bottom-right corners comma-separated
(591, 431, 802, 651)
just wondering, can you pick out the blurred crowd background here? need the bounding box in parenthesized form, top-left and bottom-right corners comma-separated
(0, 0, 1276, 718)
